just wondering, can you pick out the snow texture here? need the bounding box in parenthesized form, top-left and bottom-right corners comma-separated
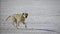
(0, 0, 60, 34)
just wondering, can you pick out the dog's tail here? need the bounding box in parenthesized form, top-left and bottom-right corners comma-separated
(6, 16, 11, 21)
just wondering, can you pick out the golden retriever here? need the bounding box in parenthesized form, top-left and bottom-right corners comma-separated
(6, 13, 28, 29)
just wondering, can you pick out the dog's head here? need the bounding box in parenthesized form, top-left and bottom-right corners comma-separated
(22, 13, 28, 18)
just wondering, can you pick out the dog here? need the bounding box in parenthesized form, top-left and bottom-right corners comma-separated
(6, 13, 28, 29)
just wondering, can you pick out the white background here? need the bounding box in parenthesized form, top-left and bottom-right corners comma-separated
(0, 0, 60, 34)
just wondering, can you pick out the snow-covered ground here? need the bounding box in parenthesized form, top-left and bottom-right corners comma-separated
(0, 0, 60, 34)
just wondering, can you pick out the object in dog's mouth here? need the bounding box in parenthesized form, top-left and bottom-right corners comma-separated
(26, 16, 27, 18)
(6, 13, 28, 29)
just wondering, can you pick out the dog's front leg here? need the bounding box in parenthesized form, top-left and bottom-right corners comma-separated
(22, 22, 27, 28)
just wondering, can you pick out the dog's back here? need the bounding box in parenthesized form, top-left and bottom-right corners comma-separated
(13, 14, 25, 22)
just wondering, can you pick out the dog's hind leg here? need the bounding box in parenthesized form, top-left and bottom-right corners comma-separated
(11, 17, 18, 29)
(12, 21, 16, 27)
(16, 21, 20, 29)
(11, 18, 17, 28)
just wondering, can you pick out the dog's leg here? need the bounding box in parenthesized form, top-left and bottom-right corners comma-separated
(16, 21, 19, 29)
(16, 23, 18, 29)
(12, 18, 17, 28)
(11, 18, 18, 29)
(12, 21, 17, 27)
(12, 22, 15, 27)
(23, 22, 27, 28)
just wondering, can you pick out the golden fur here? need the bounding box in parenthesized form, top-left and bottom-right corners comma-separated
(6, 13, 28, 29)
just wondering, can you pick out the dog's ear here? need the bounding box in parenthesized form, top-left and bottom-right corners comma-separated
(22, 13, 24, 15)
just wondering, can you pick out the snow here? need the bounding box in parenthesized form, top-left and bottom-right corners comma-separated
(0, 0, 60, 34)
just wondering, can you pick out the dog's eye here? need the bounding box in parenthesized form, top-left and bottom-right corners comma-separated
(26, 14, 28, 16)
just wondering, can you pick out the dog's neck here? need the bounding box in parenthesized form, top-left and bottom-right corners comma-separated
(23, 15, 25, 18)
